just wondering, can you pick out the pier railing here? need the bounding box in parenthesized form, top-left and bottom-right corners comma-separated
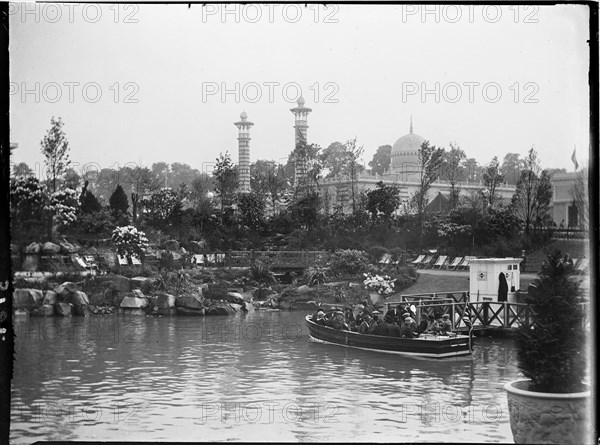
(385, 293, 590, 331)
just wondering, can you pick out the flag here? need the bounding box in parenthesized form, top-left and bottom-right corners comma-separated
(571, 146, 579, 170)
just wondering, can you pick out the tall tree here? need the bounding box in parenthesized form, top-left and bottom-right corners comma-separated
(510, 147, 546, 235)
(109, 184, 129, 216)
(440, 142, 466, 209)
(366, 181, 401, 224)
(319, 141, 348, 178)
(250, 160, 287, 211)
(368, 145, 392, 176)
(464, 157, 480, 183)
(344, 138, 365, 215)
(500, 153, 524, 185)
(124, 166, 161, 222)
(213, 152, 238, 217)
(287, 142, 322, 197)
(482, 156, 505, 210)
(40, 116, 71, 194)
(12, 162, 33, 177)
(237, 192, 265, 230)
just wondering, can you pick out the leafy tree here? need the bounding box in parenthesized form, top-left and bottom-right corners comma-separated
(41, 117, 71, 194)
(111, 225, 150, 259)
(10, 176, 48, 239)
(46, 188, 79, 228)
(123, 166, 161, 222)
(344, 138, 365, 215)
(79, 182, 102, 214)
(250, 160, 287, 210)
(366, 181, 401, 224)
(12, 162, 33, 177)
(510, 148, 548, 235)
(320, 141, 348, 178)
(213, 152, 238, 216)
(482, 156, 505, 210)
(63, 167, 81, 190)
(464, 157, 481, 183)
(368, 145, 392, 176)
(237, 192, 265, 230)
(169, 162, 202, 189)
(500, 153, 524, 185)
(109, 184, 129, 216)
(288, 193, 321, 229)
(140, 187, 183, 231)
(440, 142, 466, 209)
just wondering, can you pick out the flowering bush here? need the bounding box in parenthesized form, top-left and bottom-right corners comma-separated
(363, 273, 395, 295)
(111, 225, 150, 258)
(46, 188, 79, 227)
(328, 249, 370, 277)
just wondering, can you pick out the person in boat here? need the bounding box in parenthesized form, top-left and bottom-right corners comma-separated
(312, 310, 327, 326)
(361, 300, 375, 316)
(382, 313, 401, 337)
(436, 314, 452, 335)
(344, 307, 355, 325)
(369, 311, 382, 334)
(401, 313, 418, 338)
(418, 313, 434, 333)
(385, 305, 402, 325)
(331, 311, 349, 330)
(352, 305, 366, 331)
(359, 313, 372, 334)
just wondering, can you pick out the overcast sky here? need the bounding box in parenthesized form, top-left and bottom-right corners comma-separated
(9, 3, 591, 177)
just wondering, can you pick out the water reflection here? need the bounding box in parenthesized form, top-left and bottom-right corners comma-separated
(11, 311, 520, 442)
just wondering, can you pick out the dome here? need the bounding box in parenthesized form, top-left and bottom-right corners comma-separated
(390, 127, 425, 172)
(297, 96, 305, 106)
(240, 111, 248, 120)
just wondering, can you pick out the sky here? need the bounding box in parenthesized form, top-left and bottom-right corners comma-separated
(9, 3, 591, 178)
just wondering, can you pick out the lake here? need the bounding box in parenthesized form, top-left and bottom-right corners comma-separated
(10, 310, 520, 442)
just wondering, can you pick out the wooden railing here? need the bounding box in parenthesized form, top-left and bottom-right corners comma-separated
(225, 250, 330, 268)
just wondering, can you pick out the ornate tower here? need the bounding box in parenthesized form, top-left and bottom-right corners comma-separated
(290, 96, 312, 194)
(234, 111, 253, 193)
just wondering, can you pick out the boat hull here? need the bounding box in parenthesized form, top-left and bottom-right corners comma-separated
(306, 316, 472, 359)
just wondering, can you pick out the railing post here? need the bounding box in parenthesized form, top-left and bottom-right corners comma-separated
(504, 302, 508, 327)
(451, 303, 455, 330)
(482, 302, 490, 326)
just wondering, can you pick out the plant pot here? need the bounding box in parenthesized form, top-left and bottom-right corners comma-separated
(504, 379, 591, 444)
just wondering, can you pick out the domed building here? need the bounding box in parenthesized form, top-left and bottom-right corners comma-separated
(387, 118, 425, 181)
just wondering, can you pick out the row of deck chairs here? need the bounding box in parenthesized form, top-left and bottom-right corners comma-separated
(411, 254, 477, 270)
(192, 253, 226, 266)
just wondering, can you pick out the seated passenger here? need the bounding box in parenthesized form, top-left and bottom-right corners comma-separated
(400, 313, 418, 338)
(359, 314, 373, 334)
(313, 310, 327, 326)
(369, 312, 381, 334)
(438, 314, 452, 334)
(331, 311, 349, 330)
(344, 307, 355, 324)
(417, 314, 433, 333)
(384, 313, 401, 337)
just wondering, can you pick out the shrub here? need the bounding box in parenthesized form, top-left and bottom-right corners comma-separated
(328, 249, 370, 277)
(111, 225, 149, 259)
(367, 245, 388, 263)
(515, 251, 587, 393)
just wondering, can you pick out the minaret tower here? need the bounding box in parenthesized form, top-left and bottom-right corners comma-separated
(290, 96, 312, 193)
(234, 111, 253, 193)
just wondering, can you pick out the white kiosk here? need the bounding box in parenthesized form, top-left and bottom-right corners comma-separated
(469, 258, 523, 303)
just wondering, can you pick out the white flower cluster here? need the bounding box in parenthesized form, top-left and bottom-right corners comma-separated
(111, 225, 150, 257)
(363, 273, 395, 295)
(46, 188, 79, 226)
(10, 175, 45, 206)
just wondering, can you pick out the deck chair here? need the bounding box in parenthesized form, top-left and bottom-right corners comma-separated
(216, 253, 226, 264)
(206, 254, 216, 265)
(379, 253, 392, 265)
(460, 256, 475, 270)
(448, 257, 463, 270)
(418, 255, 433, 269)
(424, 255, 437, 269)
(194, 254, 205, 266)
(131, 255, 142, 266)
(432, 255, 448, 269)
(84, 255, 98, 269)
(117, 254, 129, 266)
(74, 255, 89, 270)
(411, 254, 425, 266)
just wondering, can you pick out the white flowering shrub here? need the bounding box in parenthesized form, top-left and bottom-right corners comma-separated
(10, 175, 46, 212)
(363, 273, 395, 295)
(111, 225, 150, 258)
(46, 188, 79, 227)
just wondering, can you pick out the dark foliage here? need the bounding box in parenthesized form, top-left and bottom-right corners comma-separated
(109, 184, 129, 215)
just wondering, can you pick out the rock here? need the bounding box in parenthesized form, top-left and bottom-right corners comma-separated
(131, 289, 146, 298)
(14, 309, 29, 317)
(320, 304, 337, 311)
(13, 288, 44, 309)
(21, 255, 39, 271)
(108, 275, 131, 293)
(206, 305, 236, 316)
(120, 295, 150, 309)
(43, 290, 58, 306)
(153, 292, 176, 309)
(119, 308, 145, 316)
(268, 298, 279, 309)
(180, 247, 187, 254)
(70, 291, 90, 306)
(175, 307, 204, 316)
(24, 242, 42, 254)
(162, 240, 180, 251)
(244, 301, 255, 312)
(295, 285, 316, 296)
(42, 242, 61, 254)
(55, 302, 73, 316)
(226, 292, 245, 305)
(58, 241, 78, 253)
(31, 304, 55, 317)
(291, 301, 319, 311)
(175, 294, 204, 309)
(54, 282, 81, 296)
(278, 300, 292, 310)
(229, 303, 244, 312)
(131, 276, 152, 289)
(199, 283, 209, 294)
(73, 304, 93, 316)
(253, 288, 277, 301)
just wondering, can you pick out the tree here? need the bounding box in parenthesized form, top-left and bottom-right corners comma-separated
(366, 181, 401, 224)
(288, 193, 321, 229)
(79, 181, 102, 214)
(213, 152, 238, 218)
(10, 175, 48, 241)
(482, 156, 505, 210)
(41, 116, 71, 194)
(500, 153, 524, 185)
(250, 160, 287, 211)
(237, 192, 265, 230)
(570, 169, 588, 231)
(320, 141, 348, 178)
(109, 184, 129, 216)
(12, 162, 33, 177)
(344, 138, 365, 215)
(510, 147, 545, 235)
(287, 141, 322, 197)
(140, 187, 183, 231)
(368, 145, 392, 176)
(464, 157, 480, 183)
(123, 166, 161, 222)
(440, 142, 466, 209)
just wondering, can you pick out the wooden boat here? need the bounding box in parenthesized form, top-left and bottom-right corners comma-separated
(305, 315, 473, 359)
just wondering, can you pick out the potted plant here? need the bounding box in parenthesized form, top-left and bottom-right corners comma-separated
(505, 251, 591, 444)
